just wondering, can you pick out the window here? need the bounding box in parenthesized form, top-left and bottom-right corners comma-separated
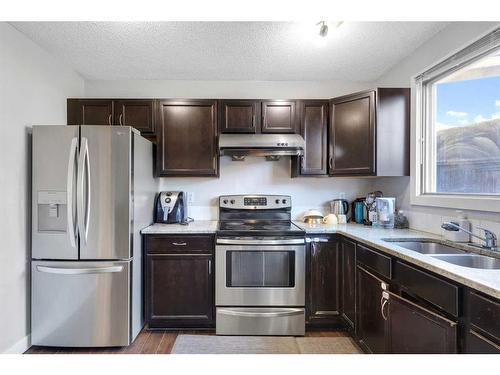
(414, 27, 500, 212)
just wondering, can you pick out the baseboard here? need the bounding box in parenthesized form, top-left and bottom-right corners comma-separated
(2, 334, 31, 354)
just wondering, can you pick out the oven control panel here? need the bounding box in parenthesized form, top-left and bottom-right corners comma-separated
(220, 195, 291, 210)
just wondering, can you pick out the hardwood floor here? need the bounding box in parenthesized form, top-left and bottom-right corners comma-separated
(25, 329, 350, 354)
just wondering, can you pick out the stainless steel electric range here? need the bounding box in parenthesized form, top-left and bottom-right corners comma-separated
(215, 194, 306, 336)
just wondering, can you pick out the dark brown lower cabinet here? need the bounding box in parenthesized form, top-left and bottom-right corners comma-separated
(465, 330, 500, 353)
(340, 239, 356, 330)
(145, 235, 214, 329)
(356, 265, 388, 353)
(387, 292, 457, 353)
(464, 290, 500, 353)
(306, 237, 341, 326)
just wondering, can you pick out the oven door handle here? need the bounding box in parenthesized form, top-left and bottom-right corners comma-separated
(216, 238, 305, 245)
(217, 308, 304, 318)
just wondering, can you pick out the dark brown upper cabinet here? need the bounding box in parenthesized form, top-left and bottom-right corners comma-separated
(156, 99, 218, 177)
(68, 99, 156, 139)
(261, 100, 297, 133)
(220, 100, 260, 133)
(67, 99, 114, 126)
(292, 100, 328, 176)
(329, 88, 410, 176)
(114, 99, 155, 135)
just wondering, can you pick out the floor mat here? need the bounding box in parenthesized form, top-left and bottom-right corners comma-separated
(171, 335, 361, 354)
(296, 337, 361, 354)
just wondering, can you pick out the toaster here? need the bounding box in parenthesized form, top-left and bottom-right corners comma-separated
(154, 191, 187, 224)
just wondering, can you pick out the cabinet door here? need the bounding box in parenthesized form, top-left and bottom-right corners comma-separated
(341, 239, 356, 329)
(387, 292, 457, 353)
(329, 91, 375, 175)
(67, 99, 113, 126)
(146, 254, 214, 328)
(261, 100, 296, 133)
(114, 99, 155, 134)
(156, 100, 218, 176)
(295, 100, 328, 175)
(356, 265, 388, 353)
(466, 330, 500, 353)
(306, 239, 340, 325)
(220, 100, 259, 133)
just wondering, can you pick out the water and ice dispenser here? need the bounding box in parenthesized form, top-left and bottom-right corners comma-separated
(37, 191, 67, 232)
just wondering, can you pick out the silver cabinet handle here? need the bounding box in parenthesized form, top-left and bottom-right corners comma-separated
(311, 241, 317, 257)
(381, 291, 389, 321)
(172, 242, 187, 246)
(108, 114, 112, 125)
(77, 137, 91, 244)
(218, 308, 303, 318)
(217, 238, 305, 245)
(37, 265, 123, 275)
(119, 113, 123, 126)
(208, 259, 212, 275)
(306, 237, 329, 243)
(66, 137, 78, 248)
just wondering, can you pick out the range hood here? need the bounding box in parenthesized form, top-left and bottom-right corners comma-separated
(219, 134, 305, 161)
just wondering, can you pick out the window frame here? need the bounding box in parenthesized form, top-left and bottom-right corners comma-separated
(411, 27, 500, 213)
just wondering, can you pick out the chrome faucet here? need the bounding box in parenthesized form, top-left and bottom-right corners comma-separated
(441, 222, 497, 249)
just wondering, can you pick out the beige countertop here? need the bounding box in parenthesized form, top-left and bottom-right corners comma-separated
(295, 221, 500, 299)
(142, 220, 500, 299)
(141, 221, 218, 234)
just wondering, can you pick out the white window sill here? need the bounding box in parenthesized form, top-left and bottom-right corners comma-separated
(411, 193, 500, 213)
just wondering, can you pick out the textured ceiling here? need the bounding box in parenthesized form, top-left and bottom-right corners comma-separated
(11, 22, 448, 82)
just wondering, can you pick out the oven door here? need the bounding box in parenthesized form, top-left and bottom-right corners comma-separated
(215, 238, 305, 306)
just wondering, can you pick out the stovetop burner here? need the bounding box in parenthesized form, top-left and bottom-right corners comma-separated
(217, 195, 305, 237)
(218, 220, 304, 237)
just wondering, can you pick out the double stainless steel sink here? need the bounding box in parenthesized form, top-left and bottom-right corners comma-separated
(384, 239, 500, 270)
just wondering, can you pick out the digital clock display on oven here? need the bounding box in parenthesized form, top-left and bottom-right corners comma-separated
(244, 197, 267, 206)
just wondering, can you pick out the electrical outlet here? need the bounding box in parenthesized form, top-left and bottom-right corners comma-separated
(187, 192, 194, 204)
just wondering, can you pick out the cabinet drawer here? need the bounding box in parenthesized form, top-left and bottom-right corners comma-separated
(469, 291, 500, 341)
(394, 261, 459, 317)
(145, 235, 213, 254)
(466, 330, 500, 353)
(356, 244, 392, 279)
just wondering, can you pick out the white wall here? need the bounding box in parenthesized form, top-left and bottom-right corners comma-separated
(0, 23, 84, 353)
(374, 22, 500, 237)
(84, 79, 369, 99)
(160, 157, 374, 220)
(85, 78, 375, 220)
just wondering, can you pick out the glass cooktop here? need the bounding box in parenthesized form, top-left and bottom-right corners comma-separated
(218, 220, 305, 237)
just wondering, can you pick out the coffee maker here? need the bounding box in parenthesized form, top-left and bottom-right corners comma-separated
(375, 197, 396, 229)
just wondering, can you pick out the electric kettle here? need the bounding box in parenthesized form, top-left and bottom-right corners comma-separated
(330, 199, 349, 216)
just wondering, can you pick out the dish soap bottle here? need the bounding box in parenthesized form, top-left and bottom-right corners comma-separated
(443, 211, 471, 243)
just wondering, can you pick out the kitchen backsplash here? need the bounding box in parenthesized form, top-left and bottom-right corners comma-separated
(159, 156, 373, 220)
(374, 176, 500, 245)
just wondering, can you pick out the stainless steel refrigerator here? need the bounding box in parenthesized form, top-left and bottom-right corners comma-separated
(31, 125, 157, 347)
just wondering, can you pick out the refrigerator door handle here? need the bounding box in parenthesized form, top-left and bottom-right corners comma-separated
(36, 265, 124, 275)
(77, 137, 91, 244)
(66, 137, 78, 248)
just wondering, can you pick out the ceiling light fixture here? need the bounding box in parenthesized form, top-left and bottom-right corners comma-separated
(317, 21, 328, 37)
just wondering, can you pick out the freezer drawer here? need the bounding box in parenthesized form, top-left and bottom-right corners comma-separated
(32, 260, 131, 347)
(216, 307, 305, 336)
